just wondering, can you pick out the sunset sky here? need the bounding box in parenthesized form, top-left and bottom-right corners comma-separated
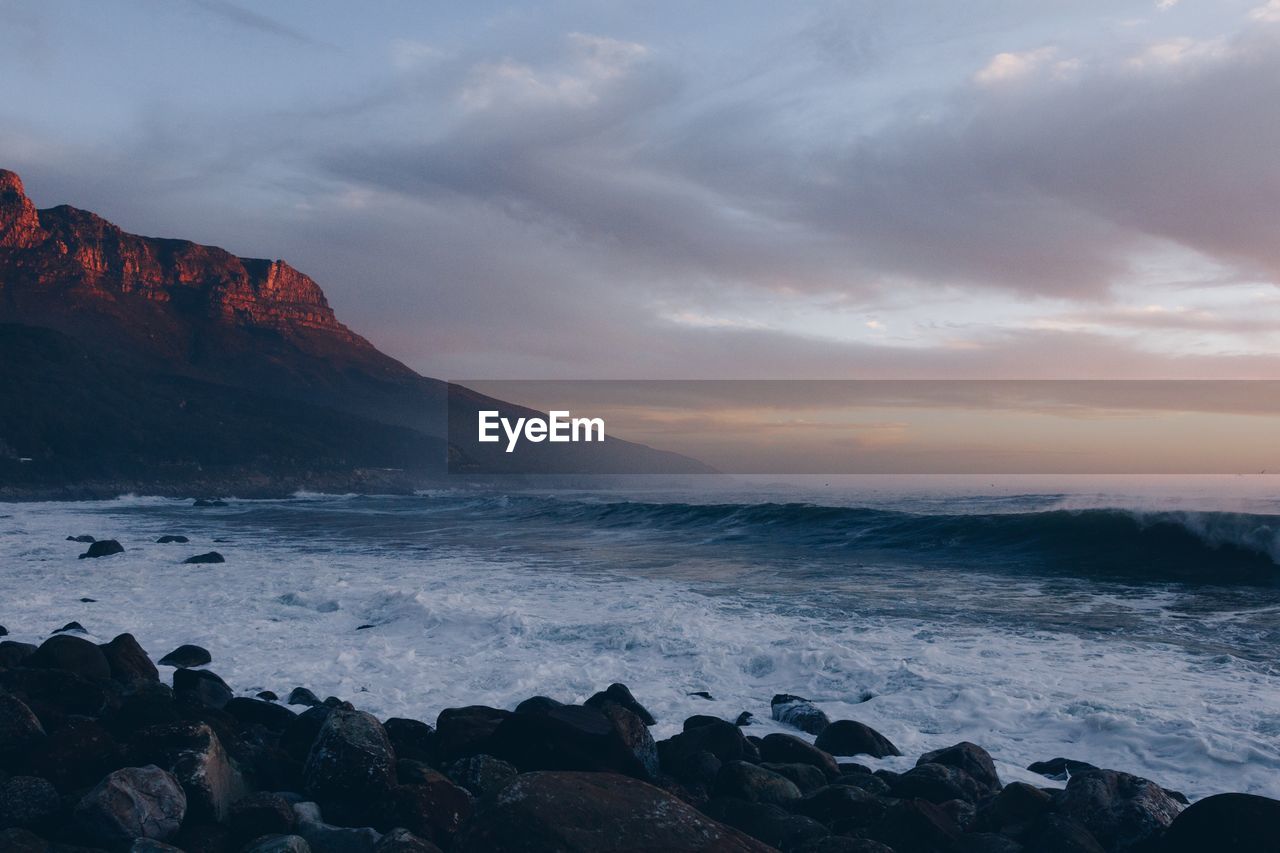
(3, 0, 1279, 380)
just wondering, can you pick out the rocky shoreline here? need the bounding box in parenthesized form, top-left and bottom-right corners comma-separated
(0, 626, 1275, 853)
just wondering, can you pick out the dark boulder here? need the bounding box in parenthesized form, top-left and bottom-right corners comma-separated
(919, 742, 1002, 793)
(0, 775, 60, 831)
(758, 733, 840, 779)
(100, 634, 159, 684)
(376, 827, 443, 853)
(225, 697, 297, 731)
(1024, 814, 1105, 853)
(892, 762, 989, 805)
(0, 692, 45, 758)
(383, 717, 436, 764)
(445, 754, 518, 797)
(242, 836, 313, 853)
(29, 718, 123, 791)
(157, 645, 211, 668)
(791, 839, 896, 853)
(513, 695, 563, 715)
(0, 828, 48, 852)
(293, 801, 382, 852)
(453, 771, 773, 852)
(713, 761, 803, 805)
(67, 535, 96, 543)
(832, 771, 891, 797)
(27, 635, 110, 682)
(1027, 757, 1099, 781)
(0, 640, 35, 668)
(814, 720, 901, 759)
(973, 780, 1052, 833)
(583, 682, 656, 725)
(102, 682, 179, 737)
(735, 711, 754, 726)
(155, 536, 189, 544)
(486, 703, 657, 780)
(792, 783, 888, 828)
(183, 552, 224, 565)
(52, 621, 87, 634)
(758, 761, 827, 794)
(302, 707, 397, 826)
(702, 797, 831, 850)
(1160, 792, 1280, 853)
(74, 765, 186, 844)
(380, 771, 473, 847)
(80, 540, 124, 559)
(280, 705, 334, 762)
(867, 798, 962, 853)
(227, 792, 297, 845)
(771, 694, 830, 735)
(172, 667, 232, 710)
(684, 714, 725, 731)
(658, 717, 759, 782)
(434, 705, 511, 762)
(257, 690, 279, 701)
(287, 687, 320, 707)
(1052, 769, 1183, 852)
(0, 666, 105, 721)
(130, 721, 248, 823)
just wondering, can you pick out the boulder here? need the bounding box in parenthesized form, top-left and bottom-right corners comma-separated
(281, 705, 335, 762)
(383, 717, 436, 764)
(434, 705, 511, 762)
(29, 718, 123, 791)
(0, 640, 37, 668)
(771, 694, 830, 735)
(713, 761, 803, 805)
(67, 535, 96, 543)
(919, 742, 1002, 793)
(486, 703, 657, 780)
(513, 695, 563, 715)
(294, 801, 381, 853)
(1160, 792, 1280, 852)
(814, 720, 901, 759)
(183, 552, 225, 565)
(381, 771, 473, 847)
(0, 775, 61, 830)
(103, 682, 179, 737)
(867, 798, 962, 853)
(1024, 814, 1105, 853)
(129, 841, 184, 852)
(0, 692, 45, 757)
(758, 733, 840, 779)
(758, 761, 827, 794)
(74, 765, 186, 844)
(80, 540, 124, 559)
(974, 780, 1052, 833)
(583, 682, 656, 725)
(172, 667, 232, 710)
(225, 697, 298, 731)
(702, 797, 831, 850)
(792, 783, 887, 829)
(445, 754, 518, 797)
(27, 635, 111, 682)
(302, 707, 397, 826)
(1027, 757, 1099, 781)
(831, 771, 891, 797)
(658, 717, 759, 782)
(157, 645, 211, 668)
(227, 792, 298, 845)
(130, 721, 248, 823)
(0, 666, 105, 719)
(0, 828, 48, 852)
(452, 771, 773, 852)
(288, 687, 321, 707)
(791, 839, 896, 853)
(1052, 769, 1183, 851)
(243, 835, 313, 853)
(258, 690, 279, 702)
(375, 827, 443, 853)
(891, 762, 989, 805)
(100, 634, 159, 684)
(155, 536, 189, 544)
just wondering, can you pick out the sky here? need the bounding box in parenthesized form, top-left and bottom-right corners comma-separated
(2, 0, 1279, 380)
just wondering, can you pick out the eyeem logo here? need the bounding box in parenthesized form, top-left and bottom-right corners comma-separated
(478, 410, 605, 453)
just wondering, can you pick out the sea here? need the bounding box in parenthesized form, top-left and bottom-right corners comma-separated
(2, 474, 1278, 801)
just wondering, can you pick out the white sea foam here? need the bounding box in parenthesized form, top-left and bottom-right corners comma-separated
(1, 494, 1279, 801)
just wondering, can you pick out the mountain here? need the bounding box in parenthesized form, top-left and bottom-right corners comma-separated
(0, 169, 711, 495)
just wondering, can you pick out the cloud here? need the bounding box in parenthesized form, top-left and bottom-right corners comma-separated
(458, 33, 649, 111)
(974, 47, 1063, 84)
(182, 0, 322, 47)
(1252, 0, 1280, 23)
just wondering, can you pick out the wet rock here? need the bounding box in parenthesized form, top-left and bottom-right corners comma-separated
(758, 761, 827, 794)
(919, 742, 1002, 793)
(956, 833, 1025, 853)
(381, 771, 473, 847)
(99, 634, 159, 684)
(658, 717, 758, 782)
(831, 771, 891, 797)
(243, 835, 313, 853)
(288, 687, 321, 707)
(302, 707, 396, 826)
(792, 783, 888, 828)
(130, 840, 185, 852)
(0, 625, 7, 636)
(375, 827, 443, 853)
(453, 771, 772, 852)
(445, 754, 518, 797)
(102, 681, 179, 737)
(513, 695, 563, 715)
(172, 667, 232, 709)
(0, 775, 60, 830)
(702, 797, 831, 850)
(791, 839, 896, 853)
(258, 690, 279, 702)
(713, 760, 803, 805)
(29, 718, 123, 791)
(1053, 769, 1183, 851)
(67, 535, 96, 543)
(183, 552, 224, 565)
(867, 798, 962, 853)
(383, 717, 436, 764)
(434, 705, 511, 762)
(52, 621, 87, 635)
(225, 697, 298, 731)
(814, 720, 901, 759)
(227, 792, 298, 845)
(131, 721, 248, 823)
(1027, 757, 1099, 781)
(155, 536, 189, 544)
(80, 540, 124, 559)
(0, 828, 48, 852)
(0, 640, 37, 668)
(758, 733, 840, 779)
(584, 682, 656, 725)
(157, 644, 211, 668)
(973, 781, 1052, 833)
(683, 714, 725, 731)
(689, 691, 715, 700)
(1024, 814, 1105, 853)
(771, 694, 831, 735)
(892, 762, 989, 805)
(0, 666, 106, 720)
(486, 703, 658, 780)
(293, 801, 381, 853)
(281, 705, 334, 762)
(1160, 792, 1280, 853)
(0, 692, 46, 757)
(735, 711, 754, 726)
(74, 765, 186, 844)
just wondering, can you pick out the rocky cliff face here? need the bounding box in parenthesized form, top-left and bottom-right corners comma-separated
(0, 168, 363, 343)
